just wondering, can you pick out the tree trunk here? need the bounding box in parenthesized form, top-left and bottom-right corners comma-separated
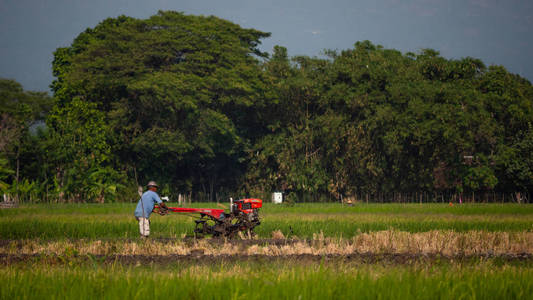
(57, 167, 64, 203)
(15, 147, 20, 202)
(133, 165, 138, 187)
(209, 175, 216, 203)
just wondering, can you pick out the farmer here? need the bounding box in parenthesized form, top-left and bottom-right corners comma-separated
(134, 181, 168, 237)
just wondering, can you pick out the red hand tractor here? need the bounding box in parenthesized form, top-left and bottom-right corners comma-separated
(154, 198, 262, 238)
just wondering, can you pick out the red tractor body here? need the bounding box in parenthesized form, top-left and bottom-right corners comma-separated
(166, 207, 225, 220)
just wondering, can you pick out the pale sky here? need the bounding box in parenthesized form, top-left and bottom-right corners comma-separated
(1, 0, 532, 92)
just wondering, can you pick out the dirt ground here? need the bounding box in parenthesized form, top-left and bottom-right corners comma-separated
(2, 235, 532, 267)
(2, 251, 532, 267)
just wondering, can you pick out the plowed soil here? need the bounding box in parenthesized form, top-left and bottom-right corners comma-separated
(2, 252, 532, 267)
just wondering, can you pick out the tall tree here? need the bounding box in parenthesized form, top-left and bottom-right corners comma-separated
(0, 79, 51, 198)
(51, 11, 271, 200)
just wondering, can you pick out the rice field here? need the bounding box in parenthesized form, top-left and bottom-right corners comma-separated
(2, 203, 533, 239)
(1, 202, 533, 299)
(2, 262, 532, 300)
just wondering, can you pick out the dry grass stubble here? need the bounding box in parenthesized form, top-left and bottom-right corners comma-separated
(2, 230, 532, 257)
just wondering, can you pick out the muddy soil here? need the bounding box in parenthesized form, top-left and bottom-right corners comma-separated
(2, 252, 532, 267)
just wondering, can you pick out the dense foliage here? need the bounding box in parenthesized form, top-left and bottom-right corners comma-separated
(251, 42, 533, 201)
(1, 11, 532, 202)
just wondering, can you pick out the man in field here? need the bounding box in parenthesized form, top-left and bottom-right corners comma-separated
(134, 181, 168, 237)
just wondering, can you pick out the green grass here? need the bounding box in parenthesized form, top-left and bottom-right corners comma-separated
(1, 203, 533, 239)
(2, 203, 533, 299)
(1, 261, 532, 299)
(263, 202, 533, 215)
(3, 202, 533, 215)
(256, 218, 533, 238)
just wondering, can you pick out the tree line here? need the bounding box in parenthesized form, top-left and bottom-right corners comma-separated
(1, 11, 532, 203)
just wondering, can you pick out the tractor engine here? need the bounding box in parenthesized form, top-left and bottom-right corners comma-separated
(231, 198, 262, 225)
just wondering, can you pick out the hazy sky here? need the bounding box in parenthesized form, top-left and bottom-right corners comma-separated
(1, 0, 532, 92)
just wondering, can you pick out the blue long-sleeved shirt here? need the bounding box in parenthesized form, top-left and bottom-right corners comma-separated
(134, 190, 162, 218)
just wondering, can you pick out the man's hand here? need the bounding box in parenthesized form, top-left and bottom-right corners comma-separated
(158, 202, 169, 215)
(153, 203, 169, 215)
